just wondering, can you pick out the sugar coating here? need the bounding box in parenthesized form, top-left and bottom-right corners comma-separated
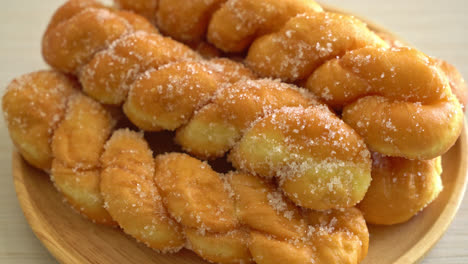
(2, 70, 77, 170)
(51, 93, 116, 224)
(246, 12, 387, 81)
(100, 129, 186, 252)
(229, 106, 372, 210)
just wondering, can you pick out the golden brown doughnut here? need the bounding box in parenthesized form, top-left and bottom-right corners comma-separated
(378, 31, 468, 110)
(41, 2, 373, 211)
(207, 0, 322, 53)
(308, 47, 464, 159)
(435, 59, 468, 109)
(100, 129, 185, 252)
(2, 70, 119, 224)
(246, 12, 388, 81)
(157, 0, 227, 43)
(185, 228, 253, 264)
(51, 93, 116, 224)
(230, 106, 372, 210)
(175, 79, 318, 159)
(358, 153, 443, 225)
(45, 0, 105, 34)
(123, 61, 223, 131)
(80, 31, 198, 105)
(114, 0, 464, 161)
(42, 8, 132, 74)
(227, 172, 306, 239)
(154, 153, 237, 233)
(228, 173, 368, 264)
(2, 70, 77, 170)
(114, 0, 158, 22)
(249, 232, 316, 264)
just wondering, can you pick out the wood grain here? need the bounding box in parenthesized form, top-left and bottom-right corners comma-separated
(1, 0, 468, 263)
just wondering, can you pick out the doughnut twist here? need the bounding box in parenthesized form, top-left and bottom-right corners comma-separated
(115, 0, 465, 160)
(101, 129, 369, 263)
(3, 70, 116, 224)
(378, 31, 468, 110)
(41, 0, 373, 210)
(2, 70, 369, 263)
(358, 153, 443, 225)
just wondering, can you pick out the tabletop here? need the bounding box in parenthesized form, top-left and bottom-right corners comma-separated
(0, 0, 467, 263)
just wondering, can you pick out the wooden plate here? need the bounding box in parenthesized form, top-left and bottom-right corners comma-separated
(11, 5, 468, 264)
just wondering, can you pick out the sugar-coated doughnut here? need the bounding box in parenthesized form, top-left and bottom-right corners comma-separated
(2, 71, 77, 170)
(230, 106, 372, 210)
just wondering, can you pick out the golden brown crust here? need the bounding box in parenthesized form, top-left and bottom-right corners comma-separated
(51, 94, 116, 225)
(358, 154, 443, 225)
(80, 32, 198, 105)
(123, 61, 222, 131)
(2, 70, 77, 170)
(100, 130, 186, 252)
(379, 32, 467, 110)
(435, 59, 468, 109)
(40, 2, 372, 211)
(227, 172, 306, 239)
(230, 106, 372, 210)
(175, 79, 317, 159)
(309, 47, 464, 159)
(114, 0, 158, 22)
(246, 12, 387, 81)
(115, 0, 465, 160)
(154, 153, 238, 232)
(43, 8, 133, 74)
(157, 0, 227, 44)
(185, 228, 253, 264)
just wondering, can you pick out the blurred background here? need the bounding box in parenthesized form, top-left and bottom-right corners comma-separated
(0, 0, 467, 263)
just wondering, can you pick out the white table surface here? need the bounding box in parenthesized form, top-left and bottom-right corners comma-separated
(0, 0, 467, 263)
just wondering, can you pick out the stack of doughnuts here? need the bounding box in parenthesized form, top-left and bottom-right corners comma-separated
(2, 0, 466, 263)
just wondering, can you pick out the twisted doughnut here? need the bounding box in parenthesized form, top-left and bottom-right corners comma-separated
(3, 70, 116, 224)
(2, 70, 369, 263)
(2, 71, 77, 170)
(101, 130, 369, 263)
(41, 0, 372, 210)
(358, 153, 443, 225)
(378, 31, 468, 110)
(115, 0, 465, 160)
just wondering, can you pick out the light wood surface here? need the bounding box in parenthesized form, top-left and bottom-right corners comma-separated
(1, 0, 467, 264)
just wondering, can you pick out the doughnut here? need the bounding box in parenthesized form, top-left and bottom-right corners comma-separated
(5, 0, 465, 263)
(206, 0, 323, 52)
(2, 70, 77, 170)
(123, 60, 229, 131)
(114, 0, 465, 160)
(246, 12, 388, 81)
(100, 129, 185, 251)
(51, 93, 116, 224)
(308, 47, 463, 159)
(230, 106, 372, 210)
(2, 70, 118, 224)
(41, 0, 373, 210)
(114, 0, 158, 22)
(153, 153, 238, 233)
(358, 153, 443, 225)
(379, 31, 468, 109)
(435, 59, 468, 109)
(175, 79, 318, 159)
(228, 172, 368, 264)
(80, 31, 198, 105)
(156, 0, 227, 44)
